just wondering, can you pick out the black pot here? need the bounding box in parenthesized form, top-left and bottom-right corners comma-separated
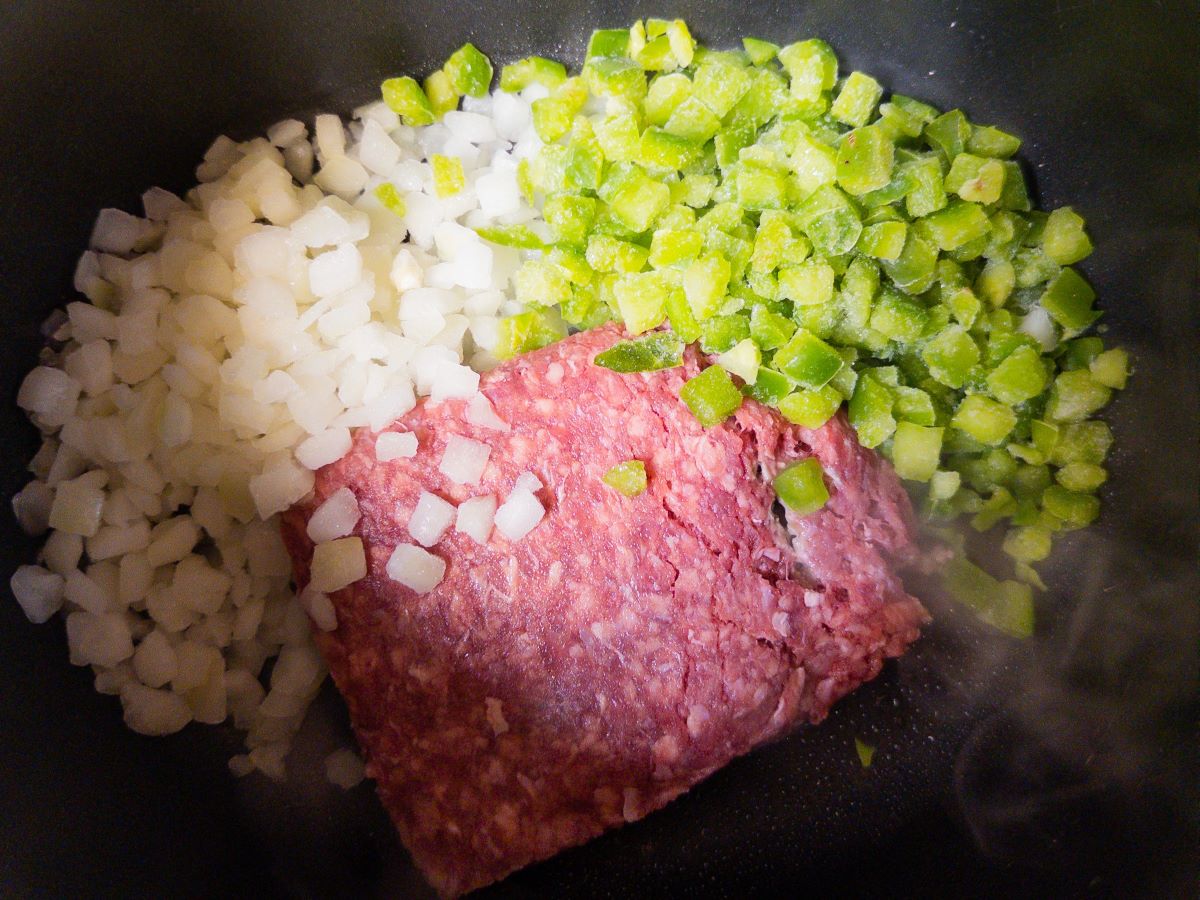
(1, 2, 1196, 897)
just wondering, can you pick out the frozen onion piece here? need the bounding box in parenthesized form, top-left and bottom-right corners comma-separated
(385, 543, 446, 594)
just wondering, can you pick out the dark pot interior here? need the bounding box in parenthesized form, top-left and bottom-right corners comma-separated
(0, 2, 1196, 897)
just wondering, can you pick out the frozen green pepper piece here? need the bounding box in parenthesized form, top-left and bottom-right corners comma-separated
(778, 385, 842, 428)
(836, 125, 895, 195)
(831, 71, 884, 127)
(444, 43, 493, 97)
(774, 458, 830, 516)
(603, 460, 647, 496)
(773, 329, 844, 389)
(594, 332, 685, 373)
(892, 422, 944, 482)
(500, 56, 568, 92)
(951, 394, 1017, 445)
(381, 76, 435, 125)
(680, 365, 744, 427)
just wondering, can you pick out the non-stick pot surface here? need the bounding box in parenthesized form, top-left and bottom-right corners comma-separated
(1, 2, 1196, 897)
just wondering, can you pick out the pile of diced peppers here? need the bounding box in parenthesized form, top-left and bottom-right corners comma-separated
(379, 20, 1129, 637)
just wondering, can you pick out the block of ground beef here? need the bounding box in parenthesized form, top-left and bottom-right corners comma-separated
(280, 324, 929, 897)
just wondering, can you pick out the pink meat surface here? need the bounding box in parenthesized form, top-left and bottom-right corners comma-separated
(281, 325, 928, 896)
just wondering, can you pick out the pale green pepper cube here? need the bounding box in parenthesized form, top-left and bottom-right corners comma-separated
(773, 458, 830, 516)
(583, 56, 648, 103)
(971, 486, 1018, 530)
(1089, 348, 1129, 389)
(858, 221, 908, 260)
(778, 385, 842, 429)
(430, 154, 465, 197)
(667, 19, 696, 67)
(922, 200, 991, 251)
(424, 70, 459, 118)
(683, 254, 731, 321)
(494, 309, 566, 360)
(638, 127, 701, 171)
(1055, 462, 1108, 493)
(585, 234, 648, 273)
(614, 272, 670, 334)
(603, 460, 648, 496)
(881, 231, 939, 294)
(1041, 206, 1093, 265)
(544, 194, 598, 245)
(736, 166, 791, 211)
(789, 133, 838, 195)
(944, 286, 982, 327)
(594, 332, 684, 372)
(381, 76, 435, 125)
(951, 394, 1017, 445)
(514, 259, 570, 306)
(795, 184, 863, 256)
(743, 367, 795, 407)
(869, 289, 928, 343)
(778, 39, 838, 104)
(608, 172, 670, 233)
(778, 259, 835, 306)
(716, 338, 762, 383)
(831, 71, 884, 127)
(975, 257, 1015, 307)
(848, 373, 896, 448)
(500, 56, 567, 92)
(742, 36, 780, 65)
(998, 160, 1032, 211)
(681, 365, 744, 427)
(1039, 268, 1099, 331)
(693, 61, 753, 117)
(648, 228, 703, 268)
(699, 314, 751, 353)
(749, 305, 796, 351)
(1048, 420, 1113, 466)
(921, 328, 979, 391)
(892, 422, 944, 482)
(444, 43, 493, 97)
(1043, 369, 1113, 422)
(986, 345, 1048, 404)
(586, 28, 630, 59)
(944, 153, 1006, 204)
(905, 156, 948, 218)
(1003, 524, 1053, 563)
(924, 109, 971, 161)
(532, 97, 574, 142)
(929, 469, 961, 501)
(663, 96, 723, 142)
(594, 113, 641, 162)
(966, 124, 1022, 159)
(1041, 484, 1100, 529)
(836, 125, 895, 195)
(372, 183, 406, 216)
(645, 72, 692, 125)
(774, 329, 844, 390)
(673, 173, 718, 208)
(750, 215, 793, 273)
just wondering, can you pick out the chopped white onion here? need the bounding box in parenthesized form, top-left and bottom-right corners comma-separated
(375, 431, 418, 461)
(407, 491, 456, 547)
(493, 489, 545, 542)
(385, 543, 446, 594)
(455, 495, 497, 545)
(438, 435, 491, 486)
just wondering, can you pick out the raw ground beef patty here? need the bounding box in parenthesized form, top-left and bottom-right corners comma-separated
(281, 325, 929, 896)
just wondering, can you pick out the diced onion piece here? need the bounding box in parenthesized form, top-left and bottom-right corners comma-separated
(66, 611, 134, 667)
(306, 487, 361, 544)
(494, 488, 545, 542)
(407, 491, 456, 546)
(301, 587, 338, 632)
(120, 683, 193, 736)
(325, 747, 367, 789)
(455, 495, 497, 544)
(295, 426, 352, 470)
(438, 435, 492, 485)
(375, 431, 418, 461)
(513, 471, 542, 494)
(385, 543, 446, 594)
(465, 393, 510, 432)
(10, 565, 65, 624)
(309, 537, 367, 593)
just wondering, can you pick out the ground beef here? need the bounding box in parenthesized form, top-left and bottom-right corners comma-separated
(280, 325, 929, 897)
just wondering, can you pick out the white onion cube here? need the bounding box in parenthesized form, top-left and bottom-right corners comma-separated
(375, 431, 418, 461)
(385, 543, 445, 594)
(438, 435, 491, 486)
(494, 489, 545, 542)
(309, 537, 366, 593)
(306, 487, 361, 544)
(10, 565, 65, 624)
(407, 491, 455, 547)
(455, 495, 496, 545)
